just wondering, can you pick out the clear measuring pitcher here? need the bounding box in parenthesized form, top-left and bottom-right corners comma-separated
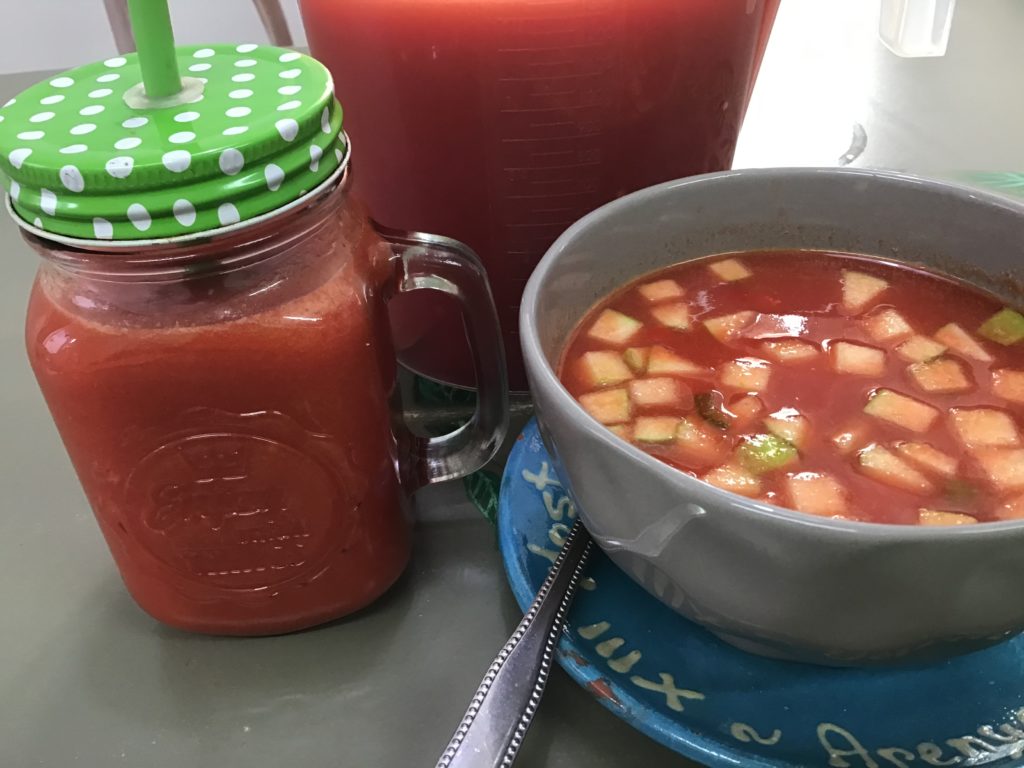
(300, 0, 781, 390)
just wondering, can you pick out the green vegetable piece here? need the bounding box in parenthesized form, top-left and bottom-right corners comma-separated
(695, 391, 730, 430)
(978, 308, 1024, 346)
(944, 478, 978, 504)
(736, 433, 798, 474)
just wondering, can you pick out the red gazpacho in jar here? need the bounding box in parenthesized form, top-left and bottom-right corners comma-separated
(559, 251, 1024, 525)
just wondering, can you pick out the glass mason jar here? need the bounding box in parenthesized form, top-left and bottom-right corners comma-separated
(2, 45, 508, 635)
(301, 0, 782, 390)
(22, 166, 508, 635)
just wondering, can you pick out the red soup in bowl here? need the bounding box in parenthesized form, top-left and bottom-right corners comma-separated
(559, 251, 1024, 525)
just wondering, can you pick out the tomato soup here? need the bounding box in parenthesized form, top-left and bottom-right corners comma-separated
(559, 252, 1024, 525)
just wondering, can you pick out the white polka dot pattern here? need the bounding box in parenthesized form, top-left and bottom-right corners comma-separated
(0, 43, 346, 239)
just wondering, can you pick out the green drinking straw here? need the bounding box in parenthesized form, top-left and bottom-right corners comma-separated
(126, 0, 183, 100)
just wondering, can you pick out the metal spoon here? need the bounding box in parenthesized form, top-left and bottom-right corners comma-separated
(434, 519, 594, 768)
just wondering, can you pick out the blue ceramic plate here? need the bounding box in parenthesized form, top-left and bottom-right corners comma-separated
(499, 419, 1024, 768)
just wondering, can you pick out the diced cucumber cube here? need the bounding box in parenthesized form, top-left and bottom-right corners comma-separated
(857, 444, 934, 494)
(993, 369, 1024, 404)
(949, 408, 1021, 448)
(978, 308, 1024, 346)
(729, 395, 764, 423)
(676, 417, 728, 465)
(587, 309, 642, 345)
(651, 302, 691, 330)
(864, 308, 914, 343)
(918, 509, 977, 526)
(975, 448, 1024, 492)
(896, 335, 947, 363)
(702, 464, 762, 497)
(907, 357, 973, 394)
(760, 338, 820, 365)
(637, 279, 685, 303)
(736, 433, 798, 475)
(579, 350, 634, 387)
(647, 346, 707, 377)
(863, 389, 938, 433)
(623, 347, 650, 374)
(894, 442, 957, 478)
(720, 357, 771, 392)
(998, 494, 1024, 520)
(831, 341, 885, 376)
(934, 323, 993, 362)
(634, 416, 680, 443)
(579, 388, 631, 425)
(703, 311, 756, 342)
(708, 258, 752, 282)
(786, 473, 848, 517)
(842, 270, 889, 313)
(607, 424, 632, 441)
(629, 377, 689, 408)
(764, 410, 810, 449)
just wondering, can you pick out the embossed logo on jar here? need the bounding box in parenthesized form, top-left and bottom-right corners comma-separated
(126, 432, 345, 590)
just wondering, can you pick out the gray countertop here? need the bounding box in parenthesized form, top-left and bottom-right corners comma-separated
(3, 2, 1024, 766)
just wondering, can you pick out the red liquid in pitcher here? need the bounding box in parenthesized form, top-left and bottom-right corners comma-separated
(25, 211, 412, 635)
(301, 0, 780, 390)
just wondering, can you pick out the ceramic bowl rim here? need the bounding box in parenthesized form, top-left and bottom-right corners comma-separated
(520, 166, 1024, 541)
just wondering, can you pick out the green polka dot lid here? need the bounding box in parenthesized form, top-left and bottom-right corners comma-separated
(0, 44, 346, 241)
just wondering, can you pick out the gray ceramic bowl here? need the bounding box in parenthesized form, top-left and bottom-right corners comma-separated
(520, 168, 1024, 666)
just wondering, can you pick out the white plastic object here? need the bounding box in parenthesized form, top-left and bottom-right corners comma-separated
(879, 0, 957, 57)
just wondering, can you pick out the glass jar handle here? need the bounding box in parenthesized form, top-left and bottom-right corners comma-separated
(377, 225, 510, 487)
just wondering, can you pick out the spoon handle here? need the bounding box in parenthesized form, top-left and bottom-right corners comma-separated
(434, 519, 594, 768)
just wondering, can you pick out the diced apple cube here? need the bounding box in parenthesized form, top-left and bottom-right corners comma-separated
(993, 369, 1024, 404)
(675, 417, 728, 465)
(934, 323, 993, 362)
(702, 464, 762, 497)
(634, 416, 680, 443)
(786, 473, 848, 517)
(857, 444, 935, 494)
(646, 346, 708, 377)
(831, 341, 885, 376)
(919, 509, 977, 526)
(760, 338, 820, 365)
(975, 448, 1024, 492)
(831, 422, 872, 455)
(651, 302, 690, 330)
(708, 258, 753, 282)
(864, 389, 939, 433)
(703, 311, 756, 342)
(587, 309, 643, 345)
(978, 308, 1024, 346)
(764, 409, 810, 449)
(907, 357, 973, 394)
(729, 395, 764, 425)
(842, 270, 889, 313)
(579, 350, 634, 387)
(629, 377, 691, 409)
(720, 358, 771, 392)
(864, 308, 914, 343)
(637, 279, 685, 303)
(949, 408, 1021, 448)
(894, 442, 958, 478)
(998, 494, 1024, 521)
(607, 424, 632, 441)
(896, 335, 947, 363)
(579, 388, 631, 425)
